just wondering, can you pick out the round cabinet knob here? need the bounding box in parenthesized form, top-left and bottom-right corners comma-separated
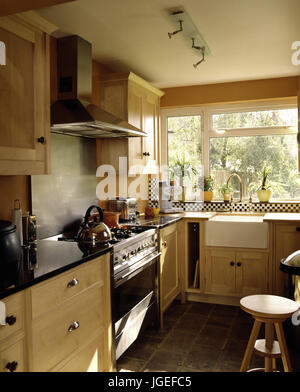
(5, 315, 16, 326)
(37, 136, 46, 144)
(6, 361, 18, 372)
(230, 261, 235, 266)
(67, 278, 79, 288)
(68, 321, 80, 332)
(237, 262, 242, 267)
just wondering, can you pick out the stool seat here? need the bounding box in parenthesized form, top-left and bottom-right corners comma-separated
(240, 294, 299, 372)
(240, 294, 299, 320)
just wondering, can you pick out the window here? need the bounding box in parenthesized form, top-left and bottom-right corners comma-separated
(166, 113, 202, 181)
(212, 108, 297, 131)
(162, 101, 299, 201)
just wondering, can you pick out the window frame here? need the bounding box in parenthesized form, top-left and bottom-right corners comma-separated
(161, 99, 298, 201)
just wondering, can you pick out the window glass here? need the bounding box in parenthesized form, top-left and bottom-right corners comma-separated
(209, 134, 300, 200)
(167, 115, 202, 169)
(212, 108, 297, 130)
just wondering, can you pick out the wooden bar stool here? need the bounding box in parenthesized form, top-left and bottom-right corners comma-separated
(240, 295, 299, 372)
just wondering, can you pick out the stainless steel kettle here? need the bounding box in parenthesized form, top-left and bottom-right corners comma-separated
(77, 205, 112, 244)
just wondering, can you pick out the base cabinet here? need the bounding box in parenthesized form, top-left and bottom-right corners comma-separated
(0, 291, 26, 372)
(273, 223, 300, 296)
(205, 248, 269, 297)
(26, 253, 112, 372)
(0, 338, 25, 372)
(160, 223, 181, 313)
(53, 331, 106, 372)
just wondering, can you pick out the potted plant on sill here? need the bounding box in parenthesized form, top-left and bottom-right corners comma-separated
(203, 175, 214, 202)
(248, 165, 273, 203)
(171, 158, 198, 202)
(219, 184, 233, 202)
(257, 166, 272, 202)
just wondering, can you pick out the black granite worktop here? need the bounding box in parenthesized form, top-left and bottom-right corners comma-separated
(126, 214, 183, 229)
(0, 237, 112, 300)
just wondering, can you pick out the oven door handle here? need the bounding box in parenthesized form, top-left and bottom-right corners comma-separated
(115, 252, 161, 285)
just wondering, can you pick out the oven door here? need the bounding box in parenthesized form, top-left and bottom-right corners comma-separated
(113, 252, 160, 360)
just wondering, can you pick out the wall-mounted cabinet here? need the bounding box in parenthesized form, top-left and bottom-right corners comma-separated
(0, 12, 56, 175)
(96, 72, 164, 174)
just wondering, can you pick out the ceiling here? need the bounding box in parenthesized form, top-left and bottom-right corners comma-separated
(37, 0, 300, 88)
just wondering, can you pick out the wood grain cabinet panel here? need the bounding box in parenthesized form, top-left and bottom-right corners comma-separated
(0, 12, 56, 174)
(30, 257, 105, 320)
(97, 72, 164, 174)
(0, 338, 25, 372)
(205, 248, 269, 297)
(205, 249, 236, 295)
(0, 291, 25, 342)
(160, 223, 181, 313)
(53, 331, 106, 372)
(26, 253, 113, 372)
(31, 283, 104, 372)
(274, 223, 300, 295)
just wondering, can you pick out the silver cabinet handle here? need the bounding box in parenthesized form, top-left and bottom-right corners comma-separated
(68, 321, 79, 332)
(67, 278, 79, 288)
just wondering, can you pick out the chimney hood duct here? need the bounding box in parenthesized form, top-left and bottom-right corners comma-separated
(51, 35, 146, 138)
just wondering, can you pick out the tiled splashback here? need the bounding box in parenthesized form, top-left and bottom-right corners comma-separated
(148, 178, 300, 213)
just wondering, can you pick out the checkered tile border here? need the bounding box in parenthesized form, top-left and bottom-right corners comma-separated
(148, 178, 300, 213)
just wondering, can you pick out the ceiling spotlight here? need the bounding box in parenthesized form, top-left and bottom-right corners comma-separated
(193, 46, 205, 69)
(166, 9, 211, 68)
(168, 19, 183, 39)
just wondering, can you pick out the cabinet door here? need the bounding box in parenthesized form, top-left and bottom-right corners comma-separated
(160, 224, 180, 312)
(0, 18, 50, 175)
(0, 338, 25, 372)
(54, 331, 106, 372)
(142, 92, 159, 163)
(127, 81, 144, 167)
(235, 251, 269, 296)
(204, 249, 236, 295)
(274, 224, 300, 295)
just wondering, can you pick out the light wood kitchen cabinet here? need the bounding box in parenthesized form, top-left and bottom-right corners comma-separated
(160, 223, 181, 313)
(205, 248, 269, 297)
(0, 12, 56, 175)
(96, 72, 164, 173)
(273, 223, 300, 296)
(26, 253, 113, 372)
(0, 291, 27, 372)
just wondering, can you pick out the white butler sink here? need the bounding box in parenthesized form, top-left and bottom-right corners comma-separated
(204, 214, 268, 248)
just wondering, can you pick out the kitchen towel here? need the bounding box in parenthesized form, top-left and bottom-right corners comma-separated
(0, 301, 6, 325)
(11, 199, 23, 246)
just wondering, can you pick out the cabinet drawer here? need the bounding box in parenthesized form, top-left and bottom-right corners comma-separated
(0, 292, 24, 342)
(30, 257, 105, 319)
(0, 338, 25, 372)
(54, 331, 106, 372)
(31, 283, 104, 372)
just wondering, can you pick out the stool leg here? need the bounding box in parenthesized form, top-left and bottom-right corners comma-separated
(265, 322, 274, 372)
(274, 322, 292, 372)
(240, 320, 262, 372)
(272, 358, 277, 372)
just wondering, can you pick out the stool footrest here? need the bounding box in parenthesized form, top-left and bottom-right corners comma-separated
(254, 339, 281, 358)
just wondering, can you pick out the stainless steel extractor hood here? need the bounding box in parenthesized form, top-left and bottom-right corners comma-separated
(51, 35, 146, 138)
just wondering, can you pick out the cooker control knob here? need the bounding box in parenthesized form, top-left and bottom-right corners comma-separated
(122, 255, 126, 261)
